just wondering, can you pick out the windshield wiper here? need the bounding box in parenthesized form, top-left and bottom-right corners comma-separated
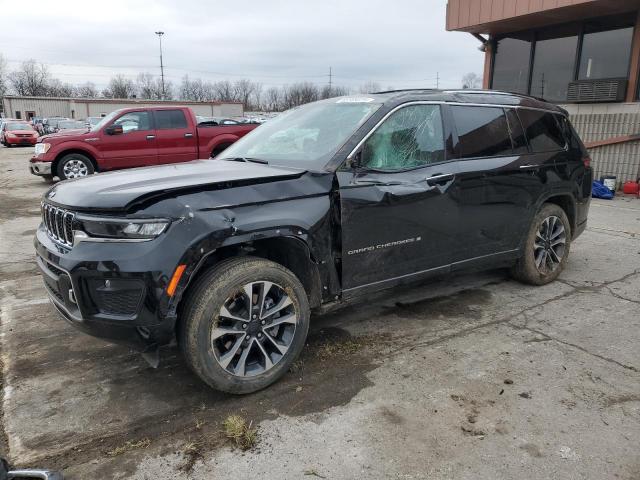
(221, 157, 268, 165)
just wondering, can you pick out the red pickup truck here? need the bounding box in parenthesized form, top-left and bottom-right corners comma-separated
(30, 106, 258, 180)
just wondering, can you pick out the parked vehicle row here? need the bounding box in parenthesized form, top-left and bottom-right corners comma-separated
(30, 106, 258, 180)
(35, 89, 592, 394)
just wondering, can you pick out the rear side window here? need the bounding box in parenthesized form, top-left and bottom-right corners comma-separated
(451, 106, 513, 158)
(155, 110, 188, 130)
(518, 109, 566, 152)
(505, 109, 528, 153)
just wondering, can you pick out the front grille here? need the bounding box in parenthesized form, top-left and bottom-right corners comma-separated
(42, 203, 75, 247)
(44, 278, 64, 302)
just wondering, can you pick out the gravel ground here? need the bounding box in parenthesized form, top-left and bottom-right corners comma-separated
(0, 145, 638, 479)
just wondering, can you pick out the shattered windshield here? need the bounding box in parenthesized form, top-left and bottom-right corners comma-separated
(218, 97, 382, 169)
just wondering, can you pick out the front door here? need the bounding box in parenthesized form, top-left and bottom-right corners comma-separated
(99, 110, 157, 170)
(338, 103, 462, 294)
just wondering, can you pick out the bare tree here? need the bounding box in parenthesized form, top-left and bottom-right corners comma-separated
(103, 75, 137, 99)
(136, 72, 166, 99)
(0, 54, 7, 100)
(75, 82, 97, 98)
(320, 84, 350, 100)
(212, 80, 234, 102)
(47, 78, 74, 97)
(461, 72, 481, 89)
(180, 75, 214, 101)
(359, 81, 381, 94)
(263, 86, 282, 112)
(8, 60, 51, 96)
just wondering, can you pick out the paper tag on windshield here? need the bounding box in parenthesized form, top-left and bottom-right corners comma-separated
(336, 97, 375, 103)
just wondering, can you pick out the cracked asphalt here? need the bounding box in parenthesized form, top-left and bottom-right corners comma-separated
(0, 145, 639, 479)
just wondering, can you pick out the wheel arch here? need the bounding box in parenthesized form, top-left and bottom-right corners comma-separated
(541, 194, 577, 236)
(52, 149, 98, 175)
(174, 235, 323, 334)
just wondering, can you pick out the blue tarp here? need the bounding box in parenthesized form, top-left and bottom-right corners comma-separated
(592, 181, 614, 199)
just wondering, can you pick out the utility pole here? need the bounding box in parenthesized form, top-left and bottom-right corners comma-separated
(328, 66, 332, 95)
(436, 72, 440, 89)
(155, 31, 166, 99)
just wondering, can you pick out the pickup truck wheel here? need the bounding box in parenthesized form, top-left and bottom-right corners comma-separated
(180, 257, 310, 394)
(510, 203, 571, 286)
(57, 153, 95, 180)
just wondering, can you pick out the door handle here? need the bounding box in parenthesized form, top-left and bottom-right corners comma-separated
(426, 173, 455, 185)
(519, 164, 539, 170)
(146, 135, 156, 140)
(184, 133, 194, 138)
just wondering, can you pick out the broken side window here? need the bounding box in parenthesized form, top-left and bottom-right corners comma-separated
(361, 104, 445, 171)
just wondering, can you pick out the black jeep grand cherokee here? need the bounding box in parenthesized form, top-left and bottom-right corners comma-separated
(35, 90, 592, 393)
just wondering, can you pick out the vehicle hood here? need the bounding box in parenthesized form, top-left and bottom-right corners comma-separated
(6, 129, 37, 135)
(44, 159, 313, 211)
(40, 129, 90, 141)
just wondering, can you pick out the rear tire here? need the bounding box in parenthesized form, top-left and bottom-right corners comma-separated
(510, 203, 571, 285)
(57, 153, 95, 180)
(179, 256, 310, 394)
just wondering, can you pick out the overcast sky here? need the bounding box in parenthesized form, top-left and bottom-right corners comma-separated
(0, 0, 483, 92)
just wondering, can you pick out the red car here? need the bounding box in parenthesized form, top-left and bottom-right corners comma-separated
(30, 106, 258, 180)
(1, 121, 39, 147)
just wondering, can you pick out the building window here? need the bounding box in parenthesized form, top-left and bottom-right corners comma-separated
(490, 13, 635, 103)
(492, 34, 532, 94)
(578, 26, 634, 80)
(530, 27, 579, 102)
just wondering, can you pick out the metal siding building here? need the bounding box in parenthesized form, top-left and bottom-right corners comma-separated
(2, 96, 244, 121)
(447, 0, 640, 186)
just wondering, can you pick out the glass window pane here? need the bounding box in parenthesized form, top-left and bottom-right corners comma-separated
(362, 105, 444, 171)
(579, 27, 633, 80)
(531, 33, 578, 102)
(452, 106, 513, 158)
(156, 110, 188, 129)
(518, 109, 565, 152)
(492, 35, 532, 94)
(505, 109, 528, 154)
(113, 112, 150, 133)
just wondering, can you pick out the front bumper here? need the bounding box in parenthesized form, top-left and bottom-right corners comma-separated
(6, 136, 37, 145)
(34, 224, 181, 351)
(30, 160, 52, 176)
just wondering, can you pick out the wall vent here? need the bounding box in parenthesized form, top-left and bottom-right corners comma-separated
(567, 78, 627, 103)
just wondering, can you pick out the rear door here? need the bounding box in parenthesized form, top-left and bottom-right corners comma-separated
(451, 105, 563, 261)
(98, 110, 157, 170)
(339, 103, 462, 293)
(153, 109, 198, 164)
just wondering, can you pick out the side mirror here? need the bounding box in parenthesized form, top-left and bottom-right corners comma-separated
(348, 150, 363, 170)
(105, 124, 123, 135)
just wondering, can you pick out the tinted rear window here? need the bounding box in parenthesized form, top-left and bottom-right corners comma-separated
(452, 106, 513, 158)
(505, 108, 528, 154)
(518, 109, 566, 152)
(155, 110, 188, 129)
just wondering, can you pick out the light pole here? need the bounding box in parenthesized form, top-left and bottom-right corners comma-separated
(155, 31, 166, 99)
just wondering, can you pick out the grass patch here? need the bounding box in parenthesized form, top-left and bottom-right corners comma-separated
(223, 415, 258, 450)
(106, 438, 151, 456)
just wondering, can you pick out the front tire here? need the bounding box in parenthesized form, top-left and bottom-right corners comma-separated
(57, 153, 95, 180)
(179, 257, 310, 394)
(511, 203, 571, 285)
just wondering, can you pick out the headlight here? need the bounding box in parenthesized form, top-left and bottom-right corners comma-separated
(34, 143, 51, 155)
(78, 216, 170, 241)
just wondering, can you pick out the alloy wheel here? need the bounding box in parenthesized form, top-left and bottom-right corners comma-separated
(211, 281, 297, 377)
(62, 159, 89, 179)
(533, 215, 566, 274)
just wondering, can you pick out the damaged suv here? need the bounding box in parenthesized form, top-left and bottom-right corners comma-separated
(35, 90, 592, 393)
